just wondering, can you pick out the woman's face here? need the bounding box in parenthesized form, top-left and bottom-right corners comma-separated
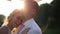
(10, 13, 23, 28)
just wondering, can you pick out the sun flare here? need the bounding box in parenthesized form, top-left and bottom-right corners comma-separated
(12, 0, 24, 9)
(0, 0, 24, 17)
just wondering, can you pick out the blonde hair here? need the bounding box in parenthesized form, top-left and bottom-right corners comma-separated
(8, 9, 21, 22)
(8, 9, 27, 24)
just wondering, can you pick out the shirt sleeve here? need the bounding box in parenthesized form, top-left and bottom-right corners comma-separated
(27, 29, 42, 34)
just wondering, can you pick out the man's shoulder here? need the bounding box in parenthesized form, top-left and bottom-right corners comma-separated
(28, 27, 42, 34)
(25, 18, 40, 30)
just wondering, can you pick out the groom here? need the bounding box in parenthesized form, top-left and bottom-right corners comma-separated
(16, 0, 42, 34)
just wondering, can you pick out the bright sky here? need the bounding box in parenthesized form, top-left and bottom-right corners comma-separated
(0, 0, 24, 17)
(38, 0, 53, 5)
(0, 0, 53, 17)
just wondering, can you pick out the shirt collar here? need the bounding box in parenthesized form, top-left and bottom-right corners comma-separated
(23, 18, 34, 26)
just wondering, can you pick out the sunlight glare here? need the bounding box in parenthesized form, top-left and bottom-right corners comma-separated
(0, 0, 24, 17)
(0, 0, 53, 26)
(12, 0, 24, 9)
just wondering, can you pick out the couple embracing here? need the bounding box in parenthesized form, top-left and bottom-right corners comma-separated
(0, 0, 42, 34)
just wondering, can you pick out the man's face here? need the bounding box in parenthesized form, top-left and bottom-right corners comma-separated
(22, 6, 36, 18)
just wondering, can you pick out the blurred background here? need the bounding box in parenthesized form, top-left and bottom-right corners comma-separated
(34, 0, 60, 34)
(0, 0, 60, 34)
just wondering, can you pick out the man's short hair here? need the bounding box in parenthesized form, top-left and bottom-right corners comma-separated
(25, 0, 39, 12)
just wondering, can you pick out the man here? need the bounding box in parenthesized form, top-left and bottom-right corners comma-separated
(16, 0, 42, 34)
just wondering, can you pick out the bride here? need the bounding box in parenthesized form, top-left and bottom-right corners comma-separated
(0, 9, 30, 34)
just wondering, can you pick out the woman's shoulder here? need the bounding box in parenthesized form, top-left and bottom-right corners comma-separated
(0, 26, 10, 34)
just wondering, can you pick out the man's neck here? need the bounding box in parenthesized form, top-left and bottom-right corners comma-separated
(23, 16, 33, 23)
(23, 18, 34, 26)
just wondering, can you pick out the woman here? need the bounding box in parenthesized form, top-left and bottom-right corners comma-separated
(0, 9, 30, 34)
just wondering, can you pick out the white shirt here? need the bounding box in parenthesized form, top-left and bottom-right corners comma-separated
(17, 18, 42, 34)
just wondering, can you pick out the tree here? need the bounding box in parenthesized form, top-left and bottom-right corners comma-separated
(34, 3, 53, 32)
(50, 0, 60, 28)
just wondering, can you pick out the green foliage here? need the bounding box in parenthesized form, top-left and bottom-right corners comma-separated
(35, 0, 60, 34)
(34, 3, 53, 32)
(0, 14, 5, 27)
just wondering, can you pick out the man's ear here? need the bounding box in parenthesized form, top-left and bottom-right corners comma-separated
(32, 9, 36, 15)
